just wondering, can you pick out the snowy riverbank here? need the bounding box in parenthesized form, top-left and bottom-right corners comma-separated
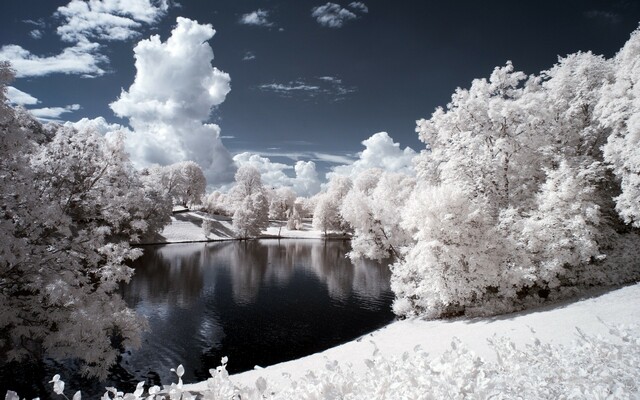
(180, 283, 640, 397)
(141, 211, 640, 398)
(140, 210, 334, 244)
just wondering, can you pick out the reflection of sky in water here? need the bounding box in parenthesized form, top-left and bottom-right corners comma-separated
(121, 239, 394, 386)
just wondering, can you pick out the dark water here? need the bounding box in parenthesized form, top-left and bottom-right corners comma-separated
(121, 239, 395, 385)
(1, 239, 395, 398)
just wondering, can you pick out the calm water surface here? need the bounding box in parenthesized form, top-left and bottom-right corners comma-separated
(121, 239, 395, 386)
(0, 239, 394, 398)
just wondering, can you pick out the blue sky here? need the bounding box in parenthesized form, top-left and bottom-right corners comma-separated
(2, 0, 639, 190)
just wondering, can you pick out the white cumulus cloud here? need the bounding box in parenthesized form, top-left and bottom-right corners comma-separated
(239, 9, 273, 27)
(29, 103, 81, 121)
(233, 152, 322, 196)
(1, 0, 170, 79)
(6, 86, 39, 105)
(55, 0, 169, 42)
(311, 2, 357, 28)
(0, 40, 107, 78)
(329, 131, 416, 179)
(110, 17, 236, 186)
(64, 116, 130, 136)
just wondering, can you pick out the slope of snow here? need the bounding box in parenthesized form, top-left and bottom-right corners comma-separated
(143, 211, 326, 244)
(185, 283, 640, 392)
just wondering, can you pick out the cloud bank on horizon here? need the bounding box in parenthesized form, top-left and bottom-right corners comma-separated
(234, 131, 416, 196)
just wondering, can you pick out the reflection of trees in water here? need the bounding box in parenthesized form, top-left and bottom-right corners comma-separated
(124, 244, 206, 310)
(309, 240, 355, 301)
(351, 258, 392, 301)
(262, 240, 308, 285)
(126, 240, 391, 309)
(227, 241, 270, 305)
(118, 240, 393, 384)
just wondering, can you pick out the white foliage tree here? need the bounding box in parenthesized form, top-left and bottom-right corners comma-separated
(312, 175, 352, 236)
(391, 185, 523, 318)
(149, 160, 207, 207)
(268, 187, 296, 220)
(597, 27, 640, 228)
(506, 162, 605, 289)
(341, 170, 415, 261)
(0, 62, 170, 378)
(230, 166, 269, 238)
(388, 36, 640, 318)
(286, 203, 303, 230)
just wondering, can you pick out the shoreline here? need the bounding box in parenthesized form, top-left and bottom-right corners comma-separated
(137, 210, 349, 245)
(183, 281, 640, 393)
(139, 210, 640, 396)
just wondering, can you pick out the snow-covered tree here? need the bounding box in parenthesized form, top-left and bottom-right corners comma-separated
(268, 187, 297, 220)
(312, 175, 352, 235)
(0, 63, 170, 378)
(230, 166, 269, 238)
(597, 28, 640, 228)
(149, 161, 207, 207)
(389, 36, 640, 318)
(341, 170, 415, 261)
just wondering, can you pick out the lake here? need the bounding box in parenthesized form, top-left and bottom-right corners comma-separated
(120, 239, 395, 387)
(0, 239, 395, 398)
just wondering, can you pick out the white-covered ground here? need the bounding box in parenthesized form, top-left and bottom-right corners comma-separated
(182, 282, 639, 395)
(144, 211, 327, 244)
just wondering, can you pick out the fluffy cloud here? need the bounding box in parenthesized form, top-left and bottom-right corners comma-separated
(230, 132, 413, 196)
(110, 17, 236, 186)
(330, 131, 416, 179)
(0, 41, 106, 78)
(64, 116, 130, 136)
(349, 2, 369, 13)
(233, 152, 322, 196)
(29, 103, 81, 121)
(6, 86, 39, 105)
(239, 9, 273, 27)
(1, 1, 170, 79)
(311, 3, 357, 28)
(55, 0, 169, 42)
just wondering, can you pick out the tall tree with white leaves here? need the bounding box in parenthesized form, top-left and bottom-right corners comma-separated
(312, 175, 352, 236)
(341, 169, 415, 261)
(0, 62, 170, 378)
(230, 165, 269, 238)
(597, 28, 640, 228)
